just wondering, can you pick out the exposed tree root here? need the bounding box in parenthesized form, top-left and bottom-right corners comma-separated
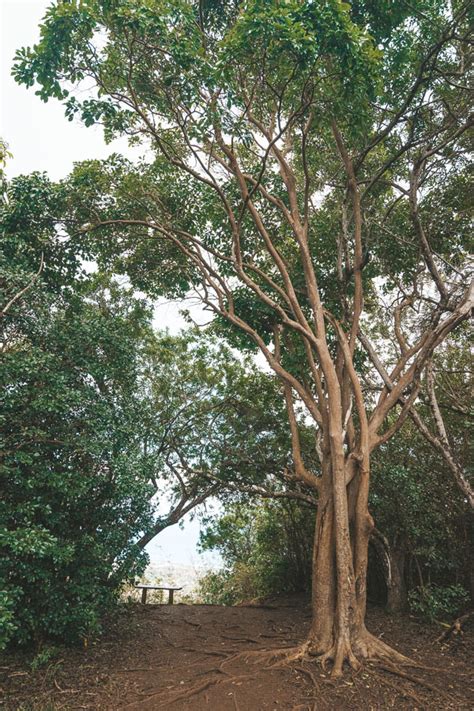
(181, 646, 231, 658)
(119, 674, 223, 708)
(315, 637, 361, 678)
(351, 630, 417, 667)
(294, 664, 318, 694)
(221, 629, 420, 680)
(232, 691, 241, 711)
(436, 611, 473, 643)
(306, 628, 415, 676)
(295, 664, 318, 686)
(119, 622, 461, 710)
(219, 641, 310, 673)
(251, 642, 312, 667)
(370, 667, 426, 707)
(161, 676, 224, 706)
(371, 661, 452, 699)
(191, 665, 233, 679)
(182, 617, 202, 629)
(132, 670, 257, 708)
(221, 634, 261, 644)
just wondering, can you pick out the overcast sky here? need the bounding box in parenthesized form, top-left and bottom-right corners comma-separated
(0, 0, 135, 179)
(1, 0, 220, 571)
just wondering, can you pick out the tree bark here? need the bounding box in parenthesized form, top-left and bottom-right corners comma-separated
(371, 530, 408, 613)
(387, 548, 408, 614)
(305, 453, 409, 676)
(309, 464, 336, 653)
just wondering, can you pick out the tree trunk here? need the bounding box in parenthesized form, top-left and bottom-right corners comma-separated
(306, 454, 407, 676)
(371, 530, 408, 613)
(387, 548, 408, 614)
(309, 467, 336, 653)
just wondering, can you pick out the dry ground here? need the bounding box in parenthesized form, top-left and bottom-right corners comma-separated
(1, 596, 473, 710)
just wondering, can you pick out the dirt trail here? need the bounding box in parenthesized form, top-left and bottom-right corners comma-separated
(2, 597, 473, 710)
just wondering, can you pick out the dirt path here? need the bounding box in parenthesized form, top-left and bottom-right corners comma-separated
(2, 598, 473, 710)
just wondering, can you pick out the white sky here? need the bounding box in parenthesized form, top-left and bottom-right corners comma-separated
(1, 0, 137, 180)
(1, 0, 220, 570)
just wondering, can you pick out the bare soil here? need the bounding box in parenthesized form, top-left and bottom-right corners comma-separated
(1, 597, 473, 710)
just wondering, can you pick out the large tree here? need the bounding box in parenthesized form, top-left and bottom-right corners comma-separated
(14, 0, 472, 674)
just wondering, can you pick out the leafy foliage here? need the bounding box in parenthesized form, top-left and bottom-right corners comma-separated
(1, 180, 155, 648)
(371, 379, 472, 594)
(408, 584, 469, 623)
(198, 499, 314, 604)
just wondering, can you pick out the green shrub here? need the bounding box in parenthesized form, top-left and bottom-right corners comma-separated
(1, 207, 155, 647)
(30, 645, 60, 671)
(198, 570, 237, 606)
(0, 589, 16, 650)
(198, 500, 314, 605)
(408, 583, 469, 622)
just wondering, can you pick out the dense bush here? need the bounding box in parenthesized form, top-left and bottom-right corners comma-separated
(0, 282, 155, 648)
(1, 181, 155, 648)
